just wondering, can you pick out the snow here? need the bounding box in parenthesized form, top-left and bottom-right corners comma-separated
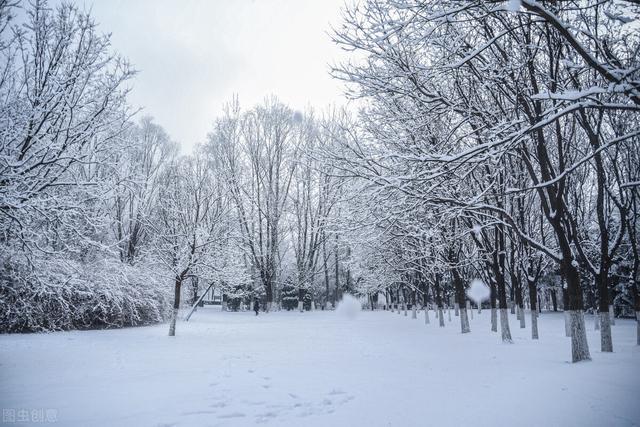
(1, 308, 639, 426)
(335, 294, 361, 319)
(505, 0, 521, 12)
(531, 87, 607, 101)
(466, 279, 490, 305)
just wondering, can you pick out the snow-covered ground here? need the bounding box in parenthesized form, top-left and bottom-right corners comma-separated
(1, 307, 639, 427)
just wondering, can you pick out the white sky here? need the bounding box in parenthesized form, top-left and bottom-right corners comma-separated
(84, 0, 351, 152)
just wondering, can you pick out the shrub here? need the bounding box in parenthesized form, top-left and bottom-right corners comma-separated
(0, 253, 172, 333)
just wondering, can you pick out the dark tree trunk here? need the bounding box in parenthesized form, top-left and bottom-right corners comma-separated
(323, 237, 331, 308)
(561, 260, 591, 361)
(596, 271, 613, 352)
(169, 275, 183, 336)
(509, 282, 516, 314)
(453, 268, 470, 333)
(527, 277, 539, 339)
(489, 275, 498, 332)
(434, 273, 445, 327)
(513, 270, 525, 328)
(493, 227, 512, 342)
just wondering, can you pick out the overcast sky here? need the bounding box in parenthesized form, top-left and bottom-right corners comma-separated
(85, 0, 350, 152)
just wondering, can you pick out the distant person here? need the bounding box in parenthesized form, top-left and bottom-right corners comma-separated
(253, 298, 260, 316)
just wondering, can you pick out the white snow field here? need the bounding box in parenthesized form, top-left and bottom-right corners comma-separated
(1, 308, 639, 427)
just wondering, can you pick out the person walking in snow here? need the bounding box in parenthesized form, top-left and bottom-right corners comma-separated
(253, 298, 260, 316)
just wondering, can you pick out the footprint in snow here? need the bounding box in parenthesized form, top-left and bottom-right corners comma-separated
(297, 410, 314, 418)
(339, 395, 355, 404)
(210, 402, 228, 409)
(217, 412, 245, 419)
(266, 404, 287, 409)
(181, 410, 217, 416)
(256, 411, 278, 420)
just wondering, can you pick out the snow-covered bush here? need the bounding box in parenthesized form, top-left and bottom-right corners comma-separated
(0, 253, 172, 333)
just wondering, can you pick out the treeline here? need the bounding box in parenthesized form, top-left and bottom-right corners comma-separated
(0, 1, 355, 333)
(326, 0, 640, 362)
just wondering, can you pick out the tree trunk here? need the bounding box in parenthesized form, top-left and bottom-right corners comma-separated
(510, 283, 516, 315)
(495, 240, 512, 343)
(191, 276, 199, 306)
(637, 311, 639, 346)
(489, 277, 497, 332)
(499, 309, 511, 343)
(564, 263, 591, 362)
(600, 311, 612, 352)
(633, 274, 640, 346)
(264, 272, 274, 312)
(531, 310, 538, 340)
(322, 234, 331, 308)
(423, 289, 430, 325)
(514, 274, 524, 326)
(334, 242, 340, 306)
(168, 309, 178, 337)
(609, 305, 615, 326)
(562, 288, 571, 337)
(452, 268, 469, 333)
(527, 277, 538, 339)
(569, 310, 590, 362)
(168, 275, 183, 337)
(434, 274, 444, 327)
(596, 272, 613, 352)
(459, 304, 470, 334)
